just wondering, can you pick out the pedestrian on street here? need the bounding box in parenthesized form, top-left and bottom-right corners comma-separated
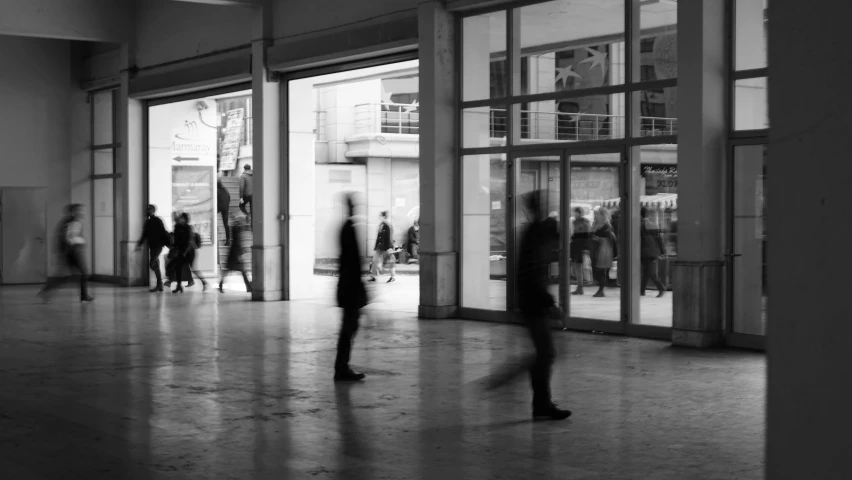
(640, 207, 667, 297)
(369, 211, 396, 283)
(218, 215, 252, 293)
(239, 164, 253, 225)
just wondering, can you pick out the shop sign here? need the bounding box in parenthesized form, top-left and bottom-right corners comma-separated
(219, 108, 245, 171)
(643, 166, 678, 194)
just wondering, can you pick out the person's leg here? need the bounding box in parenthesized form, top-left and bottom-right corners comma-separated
(335, 307, 364, 379)
(150, 247, 163, 290)
(593, 268, 606, 296)
(69, 247, 90, 300)
(174, 257, 184, 292)
(648, 258, 666, 296)
(188, 250, 207, 289)
(219, 269, 227, 292)
(371, 250, 382, 279)
(220, 211, 230, 245)
(571, 261, 584, 294)
(640, 258, 650, 296)
(526, 314, 555, 410)
(241, 271, 252, 292)
(387, 252, 396, 281)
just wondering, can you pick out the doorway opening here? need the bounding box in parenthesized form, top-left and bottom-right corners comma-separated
(147, 87, 254, 294)
(287, 59, 421, 313)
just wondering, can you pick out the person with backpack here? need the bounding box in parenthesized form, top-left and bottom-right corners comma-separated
(38, 204, 93, 302)
(136, 204, 169, 292)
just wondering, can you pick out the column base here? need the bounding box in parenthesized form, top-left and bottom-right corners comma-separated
(418, 251, 458, 319)
(672, 260, 725, 348)
(672, 329, 724, 348)
(118, 241, 147, 287)
(251, 245, 283, 301)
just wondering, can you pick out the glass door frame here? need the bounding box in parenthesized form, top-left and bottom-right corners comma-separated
(509, 144, 671, 340)
(725, 136, 767, 350)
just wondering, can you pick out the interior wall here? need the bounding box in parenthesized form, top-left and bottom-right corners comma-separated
(0, 35, 75, 276)
(133, 0, 257, 69)
(272, 0, 419, 40)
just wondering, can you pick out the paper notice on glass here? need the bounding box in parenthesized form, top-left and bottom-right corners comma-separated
(492, 201, 502, 210)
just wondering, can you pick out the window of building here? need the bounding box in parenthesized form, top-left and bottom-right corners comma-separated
(91, 89, 118, 277)
(460, 0, 678, 329)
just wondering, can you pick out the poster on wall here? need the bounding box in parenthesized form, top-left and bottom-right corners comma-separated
(172, 166, 214, 245)
(219, 108, 245, 172)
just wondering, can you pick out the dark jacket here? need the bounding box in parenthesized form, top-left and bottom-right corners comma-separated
(517, 219, 558, 316)
(374, 221, 392, 251)
(239, 171, 253, 198)
(217, 183, 231, 213)
(408, 225, 419, 245)
(337, 219, 367, 309)
(138, 215, 169, 250)
(173, 223, 194, 255)
(640, 218, 666, 259)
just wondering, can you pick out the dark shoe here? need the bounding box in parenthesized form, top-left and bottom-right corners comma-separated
(218, 284, 225, 293)
(571, 289, 584, 295)
(187, 281, 195, 288)
(81, 296, 94, 302)
(387, 277, 395, 283)
(640, 292, 646, 296)
(656, 291, 665, 298)
(225, 240, 231, 247)
(173, 287, 184, 294)
(150, 285, 163, 293)
(369, 277, 377, 282)
(533, 403, 572, 420)
(593, 290, 605, 298)
(334, 370, 366, 382)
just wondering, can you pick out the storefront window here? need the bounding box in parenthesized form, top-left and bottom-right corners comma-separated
(462, 154, 507, 311)
(639, 0, 678, 82)
(637, 144, 678, 327)
(735, 0, 768, 71)
(516, 93, 626, 144)
(147, 90, 253, 288)
(462, 11, 507, 101)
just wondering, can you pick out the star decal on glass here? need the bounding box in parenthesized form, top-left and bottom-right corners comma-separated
(579, 47, 608, 78)
(554, 65, 582, 88)
(382, 89, 395, 104)
(403, 100, 419, 113)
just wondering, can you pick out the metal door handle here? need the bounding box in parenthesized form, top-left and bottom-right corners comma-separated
(724, 252, 742, 258)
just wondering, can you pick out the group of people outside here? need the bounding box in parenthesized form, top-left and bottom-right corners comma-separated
(569, 205, 667, 297)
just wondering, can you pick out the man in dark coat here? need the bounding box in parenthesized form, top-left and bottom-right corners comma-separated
(369, 210, 395, 283)
(516, 191, 571, 420)
(217, 179, 231, 246)
(335, 194, 368, 381)
(136, 204, 169, 292)
(406, 219, 420, 264)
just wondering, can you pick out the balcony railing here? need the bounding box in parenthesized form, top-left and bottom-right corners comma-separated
(354, 102, 420, 135)
(321, 103, 676, 141)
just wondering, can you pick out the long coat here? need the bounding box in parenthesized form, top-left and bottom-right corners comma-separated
(338, 219, 368, 309)
(517, 219, 558, 316)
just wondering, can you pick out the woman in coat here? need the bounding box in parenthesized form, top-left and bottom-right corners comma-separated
(590, 207, 617, 298)
(171, 212, 207, 293)
(335, 194, 368, 381)
(570, 207, 592, 295)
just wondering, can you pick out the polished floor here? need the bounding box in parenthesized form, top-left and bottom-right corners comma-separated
(0, 284, 764, 479)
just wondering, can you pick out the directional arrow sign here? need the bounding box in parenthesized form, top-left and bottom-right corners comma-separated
(173, 156, 199, 162)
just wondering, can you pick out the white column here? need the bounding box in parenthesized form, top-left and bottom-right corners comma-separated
(419, 0, 458, 318)
(671, 0, 726, 346)
(251, 38, 284, 301)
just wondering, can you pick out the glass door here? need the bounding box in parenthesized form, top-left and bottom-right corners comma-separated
(564, 150, 624, 332)
(511, 148, 626, 333)
(729, 144, 767, 340)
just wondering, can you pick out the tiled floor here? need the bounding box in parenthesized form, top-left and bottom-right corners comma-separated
(0, 284, 764, 479)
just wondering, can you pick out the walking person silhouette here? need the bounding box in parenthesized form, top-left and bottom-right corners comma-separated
(334, 193, 368, 382)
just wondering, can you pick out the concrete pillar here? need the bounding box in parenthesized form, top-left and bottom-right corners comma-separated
(671, 0, 726, 347)
(116, 42, 146, 287)
(250, 38, 284, 301)
(418, 0, 458, 318)
(767, 3, 852, 478)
